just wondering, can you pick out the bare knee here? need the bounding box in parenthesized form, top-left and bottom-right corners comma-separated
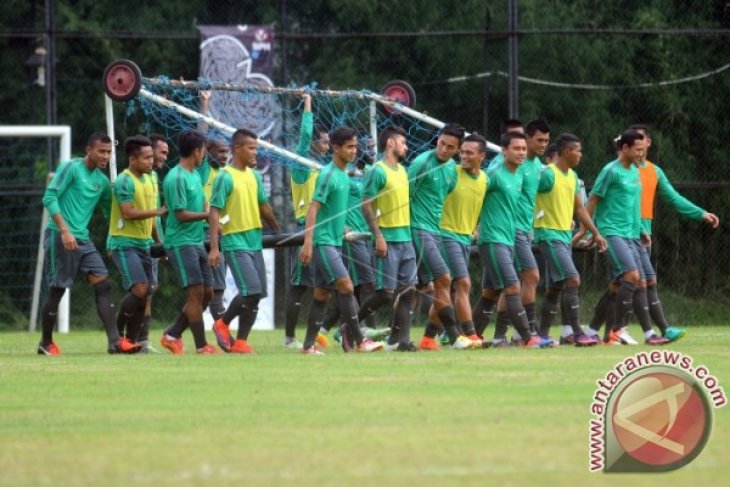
(565, 276, 581, 288)
(130, 283, 150, 299)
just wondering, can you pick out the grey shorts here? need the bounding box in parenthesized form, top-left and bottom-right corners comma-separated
(412, 228, 450, 285)
(638, 243, 656, 279)
(605, 236, 645, 281)
(150, 258, 159, 288)
(205, 227, 227, 290)
(441, 238, 470, 281)
(166, 245, 213, 288)
(225, 250, 267, 298)
(44, 228, 108, 288)
(313, 245, 349, 289)
(538, 240, 579, 285)
(111, 247, 153, 291)
(342, 239, 375, 287)
(211, 251, 227, 291)
(514, 230, 538, 272)
(290, 245, 315, 287)
(478, 243, 520, 290)
(374, 241, 417, 291)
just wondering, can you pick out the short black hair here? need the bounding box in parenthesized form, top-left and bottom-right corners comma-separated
(555, 133, 581, 155)
(628, 123, 649, 135)
(314, 123, 329, 140)
(87, 132, 111, 147)
(462, 134, 487, 153)
(377, 125, 407, 153)
(124, 135, 152, 158)
(525, 118, 550, 137)
(330, 127, 358, 148)
(149, 133, 167, 148)
(500, 118, 523, 135)
(545, 143, 558, 159)
(232, 128, 257, 147)
(439, 123, 465, 143)
(178, 130, 207, 158)
(500, 131, 526, 148)
(618, 129, 645, 150)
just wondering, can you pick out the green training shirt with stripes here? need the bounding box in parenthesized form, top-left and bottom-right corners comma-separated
(407, 149, 458, 233)
(477, 162, 523, 246)
(590, 159, 641, 239)
(312, 161, 350, 246)
(163, 163, 206, 248)
(43, 158, 112, 241)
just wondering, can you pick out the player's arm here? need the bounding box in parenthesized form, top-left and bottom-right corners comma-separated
(260, 204, 280, 231)
(43, 162, 78, 250)
(197, 90, 212, 134)
(574, 194, 601, 244)
(300, 200, 321, 265)
(574, 193, 606, 252)
(207, 206, 222, 268)
(537, 168, 555, 193)
(361, 167, 387, 256)
(655, 165, 719, 228)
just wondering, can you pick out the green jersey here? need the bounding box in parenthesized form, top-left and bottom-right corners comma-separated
(590, 159, 641, 239)
(151, 170, 164, 241)
(516, 156, 545, 232)
(163, 164, 206, 248)
(407, 149, 457, 233)
(43, 158, 111, 240)
(345, 169, 369, 234)
(477, 163, 523, 246)
(313, 161, 349, 246)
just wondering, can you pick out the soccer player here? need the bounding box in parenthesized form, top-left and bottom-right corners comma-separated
(470, 132, 543, 349)
(486, 118, 524, 169)
(208, 128, 280, 353)
(533, 133, 606, 346)
(357, 126, 419, 351)
(39, 132, 139, 355)
(438, 134, 489, 346)
(299, 127, 383, 354)
(141, 133, 169, 352)
(108, 136, 167, 347)
(488, 119, 550, 344)
(582, 129, 669, 346)
(588, 124, 720, 342)
(284, 94, 331, 348)
(409, 123, 474, 351)
(159, 130, 219, 354)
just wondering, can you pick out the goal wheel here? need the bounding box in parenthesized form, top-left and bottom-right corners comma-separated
(102, 59, 142, 102)
(381, 79, 416, 114)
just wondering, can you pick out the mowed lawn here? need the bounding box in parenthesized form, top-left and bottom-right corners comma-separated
(0, 327, 728, 487)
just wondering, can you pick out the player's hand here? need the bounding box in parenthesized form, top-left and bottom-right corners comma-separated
(200, 90, 212, 104)
(157, 206, 168, 217)
(593, 235, 608, 253)
(374, 235, 387, 257)
(703, 212, 720, 229)
(640, 232, 651, 247)
(61, 229, 78, 251)
(300, 242, 313, 265)
(208, 248, 220, 268)
(571, 228, 586, 247)
(344, 231, 356, 243)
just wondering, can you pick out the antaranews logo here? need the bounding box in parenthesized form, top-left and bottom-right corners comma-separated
(588, 350, 726, 473)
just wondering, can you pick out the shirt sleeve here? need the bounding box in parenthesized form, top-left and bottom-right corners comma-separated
(654, 165, 705, 220)
(42, 160, 76, 216)
(590, 164, 611, 198)
(209, 171, 231, 209)
(537, 167, 555, 193)
(165, 172, 188, 211)
(114, 174, 135, 204)
(98, 177, 112, 221)
(407, 152, 428, 195)
(254, 170, 269, 204)
(446, 162, 458, 194)
(362, 165, 386, 199)
(312, 168, 331, 205)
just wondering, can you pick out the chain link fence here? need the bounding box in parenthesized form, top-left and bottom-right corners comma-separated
(1, 0, 729, 332)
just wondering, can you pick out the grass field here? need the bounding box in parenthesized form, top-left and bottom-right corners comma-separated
(1, 327, 728, 486)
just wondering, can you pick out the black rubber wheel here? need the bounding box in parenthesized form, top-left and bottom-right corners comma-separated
(381, 79, 417, 114)
(102, 59, 142, 102)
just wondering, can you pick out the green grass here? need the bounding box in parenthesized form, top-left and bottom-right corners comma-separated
(1, 328, 728, 486)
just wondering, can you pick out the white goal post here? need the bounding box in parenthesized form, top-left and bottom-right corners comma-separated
(0, 125, 72, 333)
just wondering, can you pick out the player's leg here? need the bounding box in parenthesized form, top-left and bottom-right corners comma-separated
(208, 251, 227, 321)
(111, 248, 151, 345)
(38, 228, 71, 355)
(514, 230, 540, 336)
(284, 244, 312, 346)
(472, 243, 500, 340)
(221, 250, 265, 353)
(602, 237, 641, 345)
(638, 243, 684, 341)
(139, 257, 159, 352)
